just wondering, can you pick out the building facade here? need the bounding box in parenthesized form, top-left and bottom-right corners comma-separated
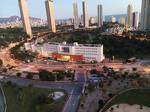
(45, 0, 56, 33)
(82, 0, 89, 28)
(132, 12, 139, 29)
(25, 42, 105, 62)
(127, 4, 133, 27)
(111, 16, 116, 23)
(73, 2, 79, 29)
(18, 0, 32, 38)
(119, 16, 126, 25)
(141, 0, 150, 30)
(97, 4, 103, 28)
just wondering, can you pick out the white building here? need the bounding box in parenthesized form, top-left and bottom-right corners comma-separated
(24, 42, 105, 62)
(111, 16, 116, 23)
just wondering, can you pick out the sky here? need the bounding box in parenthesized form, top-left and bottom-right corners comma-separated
(0, 0, 142, 19)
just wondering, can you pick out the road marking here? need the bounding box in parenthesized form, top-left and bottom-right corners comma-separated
(71, 89, 74, 95)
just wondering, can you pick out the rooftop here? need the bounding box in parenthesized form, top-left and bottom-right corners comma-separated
(46, 42, 103, 47)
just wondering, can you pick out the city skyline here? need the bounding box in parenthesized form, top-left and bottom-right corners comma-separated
(1, 0, 141, 19)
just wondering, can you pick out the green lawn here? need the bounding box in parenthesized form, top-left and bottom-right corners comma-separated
(3, 82, 67, 112)
(102, 89, 150, 112)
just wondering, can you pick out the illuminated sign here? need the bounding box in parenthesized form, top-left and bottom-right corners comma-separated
(61, 47, 70, 53)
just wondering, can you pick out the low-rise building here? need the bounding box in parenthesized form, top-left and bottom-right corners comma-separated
(24, 42, 105, 62)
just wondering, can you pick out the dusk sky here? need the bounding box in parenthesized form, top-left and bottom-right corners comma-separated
(0, 0, 142, 19)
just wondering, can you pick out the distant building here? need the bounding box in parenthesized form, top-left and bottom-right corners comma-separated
(25, 42, 105, 62)
(111, 16, 116, 23)
(18, 0, 32, 38)
(79, 15, 84, 26)
(127, 4, 133, 27)
(89, 17, 97, 25)
(119, 16, 126, 25)
(73, 2, 79, 29)
(82, 0, 89, 28)
(141, 0, 150, 30)
(132, 12, 139, 29)
(45, 0, 56, 33)
(97, 4, 103, 27)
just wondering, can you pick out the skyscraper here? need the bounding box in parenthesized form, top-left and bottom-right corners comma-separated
(141, 0, 150, 30)
(132, 12, 139, 29)
(97, 4, 103, 28)
(18, 0, 32, 38)
(45, 0, 56, 33)
(73, 1, 79, 29)
(127, 4, 133, 27)
(82, 0, 89, 28)
(119, 16, 126, 25)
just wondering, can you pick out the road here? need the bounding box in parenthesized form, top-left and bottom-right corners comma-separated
(63, 69, 86, 112)
(0, 90, 5, 112)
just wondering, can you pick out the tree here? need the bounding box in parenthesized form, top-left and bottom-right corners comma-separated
(26, 73, 33, 79)
(98, 99, 104, 108)
(140, 105, 143, 109)
(108, 93, 114, 98)
(0, 59, 3, 67)
(90, 69, 97, 74)
(132, 67, 137, 71)
(71, 73, 75, 81)
(35, 93, 54, 106)
(38, 70, 55, 81)
(16, 72, 21, 77)
(56, 73, 64, 81)
(87, 83, 95, 93)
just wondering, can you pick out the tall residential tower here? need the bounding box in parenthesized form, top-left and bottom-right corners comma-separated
(82, 0, 89, 28)
(97, 4, 103, 28)
(141, 0, 150, 30)
(18, 0, 32, 38)
(45, 0, 56, 33)
(127, 4, 133, 27)
(132, 12, 139, 29)
(73, 1, 79, 29)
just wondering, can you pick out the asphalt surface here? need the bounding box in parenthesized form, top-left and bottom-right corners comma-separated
(0, 87, 5, 112)
(63, 70, 85, 112)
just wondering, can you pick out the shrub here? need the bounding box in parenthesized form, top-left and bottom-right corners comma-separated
(26, 73, 33, 79)
(16, 72, 21, 77)
(38, 70, 55, 81)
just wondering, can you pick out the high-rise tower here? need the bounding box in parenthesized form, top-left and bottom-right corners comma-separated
(82, 0, 89, 28)
(141, 0, 150, 30)
(73, 1, 79, 29)
(132, 12, 139, 29)
(127, 4, 133, 27)
(18, 0, 32, 38)
(45, 0, 56, 33)
(97, 4, 103, 28)
(119, 16, 126, 25)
